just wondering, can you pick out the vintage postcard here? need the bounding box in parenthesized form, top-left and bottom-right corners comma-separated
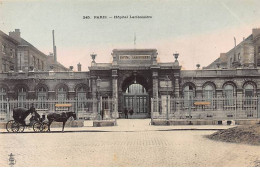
(0, 0, 260, 167)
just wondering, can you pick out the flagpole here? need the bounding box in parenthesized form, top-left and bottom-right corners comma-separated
(134, 32, 136, 49)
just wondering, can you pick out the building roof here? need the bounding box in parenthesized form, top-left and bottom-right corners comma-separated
(0, 30, 19, 44)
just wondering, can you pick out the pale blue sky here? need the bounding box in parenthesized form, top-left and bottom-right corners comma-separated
(1, 0, 260, 70)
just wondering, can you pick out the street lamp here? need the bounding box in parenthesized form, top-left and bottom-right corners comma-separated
(166, 75, 170, 123)
(97, 76, 101, 119)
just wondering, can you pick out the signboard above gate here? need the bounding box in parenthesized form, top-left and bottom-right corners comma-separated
(119, 55, 151, 60)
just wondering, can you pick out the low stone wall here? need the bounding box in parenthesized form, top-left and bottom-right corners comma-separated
(93, 119, 117, 127)
(235, 119, 260, 125)
(151, 119, 260, 126)
(0, 122, 6, 129)
(152, 119, 219, 126)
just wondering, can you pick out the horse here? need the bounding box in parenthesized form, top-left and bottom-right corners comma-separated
(46, 112, 76, 132)
(13, 106, 40, 125)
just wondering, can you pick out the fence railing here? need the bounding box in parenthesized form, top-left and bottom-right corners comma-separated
(151, 96, 260, 120)
(0, 98, 118, 121)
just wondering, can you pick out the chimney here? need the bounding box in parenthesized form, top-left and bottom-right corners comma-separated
(9, 29, 21, 43)
(77, 63, 82, 71)
(52, 30, 57, 63)
(252, 28, 260, 39)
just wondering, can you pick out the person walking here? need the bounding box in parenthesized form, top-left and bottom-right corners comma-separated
(124, 108, 128, 119)
(129, 108, 133, 116)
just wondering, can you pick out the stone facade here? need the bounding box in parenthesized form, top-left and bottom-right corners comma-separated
(206, 28, 260, 69)
(0, 29, 68, 72)
(1, 28, 260, 119)
(0, 30, 18, 72)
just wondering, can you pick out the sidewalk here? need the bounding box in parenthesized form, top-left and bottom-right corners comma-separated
(0, 119, 235, 133)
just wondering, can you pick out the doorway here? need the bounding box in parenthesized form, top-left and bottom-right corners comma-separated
(123, 83, 149, 118)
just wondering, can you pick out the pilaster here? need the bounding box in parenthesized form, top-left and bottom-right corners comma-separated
(112, 69, 119, 118)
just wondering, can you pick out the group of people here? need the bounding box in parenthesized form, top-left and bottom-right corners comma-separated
(123, 108, 133, 119)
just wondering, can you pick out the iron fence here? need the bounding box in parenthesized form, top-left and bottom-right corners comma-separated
(151, 96, 260, 120)
(0, 97, 117, 121)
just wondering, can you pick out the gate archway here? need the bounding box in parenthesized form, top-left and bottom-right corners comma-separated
(122, 75, 150, 118)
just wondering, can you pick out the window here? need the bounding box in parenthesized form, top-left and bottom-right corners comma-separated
(18, 87, 27, 101)
(203, 85, 214, 101)
(238, 53, 241, 61)
(184, 85, 194, 107)
(41, 61, 44, 70)
(126, 84, 146, 94)
(37, 87, 47, 109)
(37, 87, 47, 101)
(10, 49, 14, 58)
(37, 58, 40, 69)
(244, 84, 254, 105)
(1, 45, 5, 54)
(3, 60, 6, 72)
(33, 56, 36, 67)
(244, 84, 254, 97)
(77, 87, 87, 100)
(77, 86, 87, 111)
(18, 87, 27, 107)
(0, 87, 7, 112)
(57, 87, 67, 101)
(0, 87, 7, 101)
(223, 85, 234, 106)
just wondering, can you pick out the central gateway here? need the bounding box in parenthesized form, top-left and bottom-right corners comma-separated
(89, 49, 181, 119)
(122, 75, 150, 118)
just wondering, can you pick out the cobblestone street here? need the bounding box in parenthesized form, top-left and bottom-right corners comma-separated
(0, 119, 260, 167)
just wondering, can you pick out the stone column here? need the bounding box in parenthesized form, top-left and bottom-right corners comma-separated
(236, 89, 243, 98)
(68, 91, 76, 100)
(196, 87, 203, 98)
(216, 89, 223, 110)
(174, 77, 180, 97)
(112, 70, 118, 118)
(152, 71, 159, 99)
(91, 76, 97, 114)
(152, 71, 159, 115)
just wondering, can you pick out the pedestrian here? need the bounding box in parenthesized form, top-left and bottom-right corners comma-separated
(129, 109, 133, 116)
(124, 108, 128, 119)
(101, 109, 104, 120)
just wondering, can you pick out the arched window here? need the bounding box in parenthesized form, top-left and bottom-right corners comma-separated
(223, 84, 234, 106)
(203, 85, 214, 100)
(125, 84, 147, 94)
(0, 87, 7, 101)
(57, 86, 67, 101)
(183, 85, 195, 107)
(37, 87, 47, 101)
(223, 85, 234, 97)
(18, 87, 27, 101)
(77, 86, 87, 100)
(244, 84, 254, 97)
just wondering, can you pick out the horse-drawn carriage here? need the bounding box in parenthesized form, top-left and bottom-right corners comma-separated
(6, 106, 48, 133)
(6, 104, 77, 133)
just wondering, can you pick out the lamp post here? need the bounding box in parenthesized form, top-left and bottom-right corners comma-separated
(97, 76, 101, 119)
(166, 76, 170, 124)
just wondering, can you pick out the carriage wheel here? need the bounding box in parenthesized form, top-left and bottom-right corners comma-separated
(41, 122, 49, 132)
(6, 120, 15, 132)
(18, 123, 25, 133)
(11, 121, 20, 133)
(33, 122, 42, 132)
